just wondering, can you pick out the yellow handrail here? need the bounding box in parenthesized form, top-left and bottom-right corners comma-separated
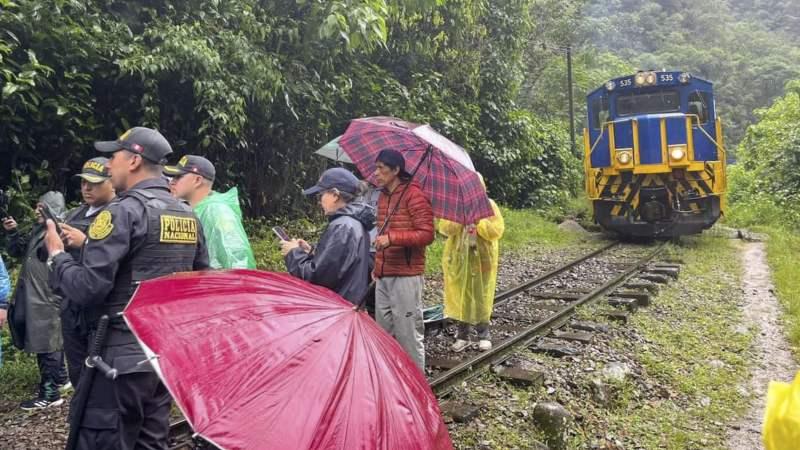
(686, 114, 727, 162)
(588, 121, 615, 157)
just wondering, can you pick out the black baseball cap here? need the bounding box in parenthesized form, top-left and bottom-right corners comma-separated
(302, 168, 360, 196)
(94, 127, 173, 164)
(163, 155, 216, 181)
(74, 157, 110, 183)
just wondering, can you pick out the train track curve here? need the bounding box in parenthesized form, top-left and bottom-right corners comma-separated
(167, 240, 674, 449)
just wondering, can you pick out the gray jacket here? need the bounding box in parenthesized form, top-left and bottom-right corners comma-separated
(285, 202, 375, 304)
(7, 191, 65, 353)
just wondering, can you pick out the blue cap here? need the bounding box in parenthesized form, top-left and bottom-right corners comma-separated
(303, 168, 360, 196)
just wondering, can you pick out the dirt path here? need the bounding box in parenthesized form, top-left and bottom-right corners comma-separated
(727, 242, 797, 450)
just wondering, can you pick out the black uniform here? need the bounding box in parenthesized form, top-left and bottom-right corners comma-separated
(60, 202, 112, 387)
(50, 178, 209, 450)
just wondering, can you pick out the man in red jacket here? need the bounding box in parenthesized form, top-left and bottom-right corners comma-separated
(373, 149, 434, 370)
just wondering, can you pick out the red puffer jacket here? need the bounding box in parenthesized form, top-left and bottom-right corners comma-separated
(374, 181, 434, 277)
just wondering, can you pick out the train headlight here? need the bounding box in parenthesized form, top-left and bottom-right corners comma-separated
(645, 72, 656, 85)
(605, 81, 616, 91)
(670, 146, 686, 161)
(679, 72, 691, 84)
(616, 151, 633, 165)
(634, 72, 646, 86)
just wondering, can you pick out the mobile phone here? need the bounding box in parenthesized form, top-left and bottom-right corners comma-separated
(40, 203, 64, 235)
(272, 226, 290, 241)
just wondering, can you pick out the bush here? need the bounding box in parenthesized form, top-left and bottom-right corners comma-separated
(0, 0, 584, 219)
(727, 80, 800, 230)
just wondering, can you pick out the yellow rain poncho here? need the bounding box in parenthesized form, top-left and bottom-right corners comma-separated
(439, 200, 504, 324)
(763, 371, 800, 450)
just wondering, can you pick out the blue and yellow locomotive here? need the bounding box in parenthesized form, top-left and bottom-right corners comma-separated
(584, 71, 727, 237)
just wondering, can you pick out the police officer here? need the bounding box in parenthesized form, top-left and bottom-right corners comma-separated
(44, 127, 209, 450)
(58, 157, 116, 388)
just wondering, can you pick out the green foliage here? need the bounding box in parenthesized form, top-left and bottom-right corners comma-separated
(475, 111, 582, 207)
(0, 330, 39, 401)
(762, 228, 800, 353)
(727, 80, 800, 229)
(577, 0, 800, 147)
(523, 51, 634, 123)
(0, 0, 586, 217)
(245, 215, 324, 271)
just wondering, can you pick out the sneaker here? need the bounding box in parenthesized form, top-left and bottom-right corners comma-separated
(20, 395, 64, 411)
(478, 339, 492, 351)
(451, 339, 471, 353)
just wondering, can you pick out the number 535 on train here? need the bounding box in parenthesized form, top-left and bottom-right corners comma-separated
(583, 71, 727, 238)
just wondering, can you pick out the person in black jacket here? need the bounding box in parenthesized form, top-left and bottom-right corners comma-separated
(281, 168, 375, 304)
(58, 157, 116, 387)
(2, 191, 69, 409)
(45, 127, 209, 449)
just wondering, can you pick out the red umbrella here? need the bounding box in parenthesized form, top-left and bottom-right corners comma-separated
(123, 270, 453, 450)
(338, 116, 494, 224)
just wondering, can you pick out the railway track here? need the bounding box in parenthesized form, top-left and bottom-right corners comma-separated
(167, 241, 672, 449)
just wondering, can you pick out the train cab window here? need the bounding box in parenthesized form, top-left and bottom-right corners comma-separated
(687, 92, 710, 124)
(616, 90, 680, 116)
(590, 96, 609, 129)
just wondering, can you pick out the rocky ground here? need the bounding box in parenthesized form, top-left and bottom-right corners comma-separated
(726, 242, 796, 449)
(1, 232, 795, 450)
(0, 236, 605, 450)
(443, 233, 797, 450)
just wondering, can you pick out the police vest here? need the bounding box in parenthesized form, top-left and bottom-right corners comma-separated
(85, 188, 199, 333)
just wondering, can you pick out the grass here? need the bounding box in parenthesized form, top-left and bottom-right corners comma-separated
(1, 205, 593, 405)
(749, 226, 800, 354)
(0, 261, 39, 403)
(584, 235, 753, 449)
(446, 235, 754, 449)
(452, 378, 551, 449)
(247, 205, 590, 276)
(724, 198, 800, 355)
(0, 329, 39, 402)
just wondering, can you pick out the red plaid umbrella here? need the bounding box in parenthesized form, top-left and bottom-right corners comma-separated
(338, 116, 493, 224)
(124, 270, 454, 450)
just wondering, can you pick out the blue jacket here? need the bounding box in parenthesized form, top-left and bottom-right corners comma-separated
(284, 202, 375, 304)
(0, 254, 9, 308)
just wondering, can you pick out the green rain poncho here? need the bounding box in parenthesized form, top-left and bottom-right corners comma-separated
(439, 200, 504, 324)
(194, 187, 256, 269)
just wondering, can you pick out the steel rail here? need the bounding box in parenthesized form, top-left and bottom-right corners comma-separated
(167, 420, 195, 450)
(430, 242, 666, 395)
(165, 240, 630, 448)
(494, 241, 618, 306)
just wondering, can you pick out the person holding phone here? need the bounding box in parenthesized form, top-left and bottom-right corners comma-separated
(280, 168, 375, 304)
(2, 191, 69, 409)
(58, 157, 116, 388)
(44, 127, 209, 449)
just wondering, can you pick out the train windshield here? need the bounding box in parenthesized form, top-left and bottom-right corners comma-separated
(616, 90, 680, 116)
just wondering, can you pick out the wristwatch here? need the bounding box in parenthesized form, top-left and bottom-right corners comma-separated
(47, 250, 64, 269)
